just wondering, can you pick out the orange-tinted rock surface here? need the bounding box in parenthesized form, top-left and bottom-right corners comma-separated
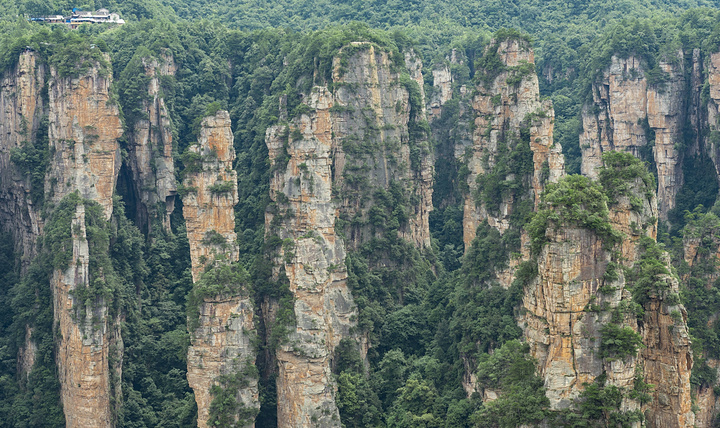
(580, 55, 685, 219)
(264, 43, 433, 427)
(53, 204, 116, 428)
(183, 110, 259, 428)
(46, 55, 122, 219)
(182, 111, 239, 282)
(463, 38, 564, 249)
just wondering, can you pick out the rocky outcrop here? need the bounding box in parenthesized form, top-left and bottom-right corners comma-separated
(580, 55, 685, 219)
(46, 55, 122, 220)
(641, 288, 694, 428)
(53, 204, 115, 428)
(575, 55, 696, 424)
(126, 54, 177, 232)
(183, 110, 259, 428)
(43, 58, 124, 428)
(521, 222, 632, 409)
(462, 38, 564, 249)
(265, 87, 355, 428)
(703, 51, 720, 190)
(520, 161, 694, 427)
(187, 297, 259, 428)
(696, 358, 720, 428)
(182, 111, 239, 282)
(520, 178, 653, 409)
(330, 43, 433, 249)
(681, 217, 720, 427)
(429, 49, 465, 120)
(0, 51, 47, 267)
(430, 65, 452, 119)
(264, 42, 431, 427)
(0, 51, 125, 428)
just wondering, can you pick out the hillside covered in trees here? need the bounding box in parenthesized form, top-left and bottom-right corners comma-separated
(2, 1, 720, 427)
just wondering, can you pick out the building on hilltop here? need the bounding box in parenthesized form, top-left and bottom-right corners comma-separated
(28, 8, 125, 29)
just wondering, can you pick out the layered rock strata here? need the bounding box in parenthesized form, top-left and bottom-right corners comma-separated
(264, 43, 432, 427)
(182, 111, 239, 282)
(0, 51, 47, 267)
(183, 110, 259, 428)
(520, 172, 694, 428)
(265, 87, 355, 428)
(46, 55, 122, 219)
(126, 54, 177, 232)
(641, 282, 694, 428)
(462, 38, 564, 249)
(681, 222, 720, 428)
(580, 55, 686, 219)
(187, 296, 259, 428)
(46, 58, 123, 428)
(330, 43, 433, 249)
(520, 180, 654, 410)
(53, 203, 115, 428)
(704, 51, 720, 187)
(429, 48, 463, 119)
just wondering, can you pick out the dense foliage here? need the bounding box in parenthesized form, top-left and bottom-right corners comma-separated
(3, 1, 720, 427)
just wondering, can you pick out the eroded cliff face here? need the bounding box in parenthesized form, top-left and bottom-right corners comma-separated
(183, 110, 259, 428)
(53, 203, 115, 428)
(0, 51, 47, 267)
(580, 55, 685, 219)
(265, 87, 354, 428)
(46, 56, 122, 220)
(126, 54, 177, 232)
(187, 296, 259, 428)
(703, 52, 720, 188)
(264, 43, 432, 427)
(330, 44, 433, 249)
(182, 111, 239, 282)
(519, 180, 656, 411)
(462, 38, 564, 250)
(573, 55, 696, 425)
(47, 59, 124, 428)
(518, 165, 694, 427)
(681, 221, 720, 428)
(641, 280, 695, 428)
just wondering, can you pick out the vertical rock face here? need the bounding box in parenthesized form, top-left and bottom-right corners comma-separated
(429, 49, 465, 120)
(183, 110, 259, 428)
(430, 65, 452, 120)
(0, 51, 47, 267)
(46, 55, 122, 220)
(330, 43, 433, 249)
(182, 111, 239, 282)
(126, 54, 177, 231)
(265, 87, 354, 428)
(53, 204, 114, 428)
(580, 55, 685, 219)
(462, 38, 564, 249)
(520, 179, 655, 409)
(187, 297, 259, 428)
(521, 223, 628, 409)
(43, 59, 124, 428)
(681, 221, 720, 428)
(641, 282, 695, 428)
(704, 52, 720, 188)
(264, 43, 431, 427)
(520, 163, 694, 427)
(0, 52, 124, 427)
(696, 359, 720, 428)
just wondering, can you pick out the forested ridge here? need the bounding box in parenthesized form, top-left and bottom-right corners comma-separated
(2, 0, 720, 427)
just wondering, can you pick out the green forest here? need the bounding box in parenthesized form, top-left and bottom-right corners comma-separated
(3, 0, 720, 427)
